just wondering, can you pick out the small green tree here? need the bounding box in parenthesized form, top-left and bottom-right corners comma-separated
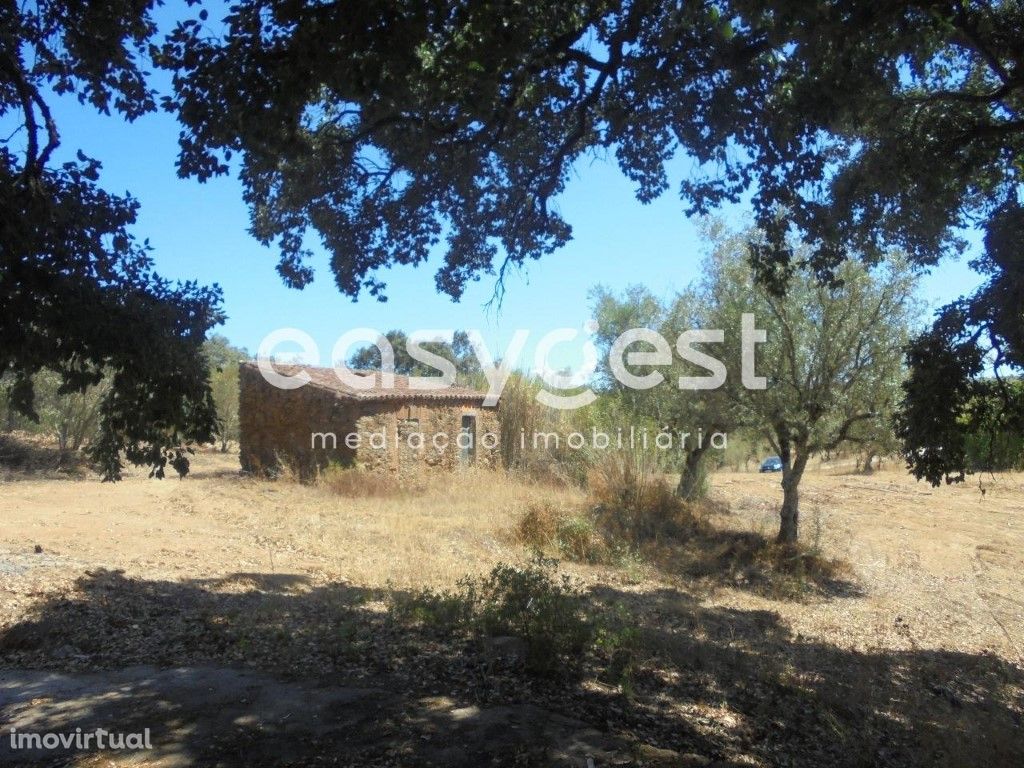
(203, 336, 249, 452)
(33, 370, 110, 453)
(848, 410, 903, 474)
(347, 330, 481, 384)
(1, 371, 108, 452)
(590, 284, 739, 500)
(703, 225, 919, 543)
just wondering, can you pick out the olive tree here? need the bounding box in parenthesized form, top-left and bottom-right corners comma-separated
(590, 285, 740, 500)
(33, 371, 109, 453)
(702, 225, 919, 543)
(204, 336, 249, 453)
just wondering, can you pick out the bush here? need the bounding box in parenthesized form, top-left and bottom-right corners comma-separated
(390, 558, 593, 674)
(588, 451, 691, 542)
(471, 559, 592, 671)
(513, 500, 563, 548)
(388, 585, 473, 628)
(592, 601, 643, 692)
(512, 448, 698, 566)
(555, 515, 605, 563)
(513, 501, 608, 563)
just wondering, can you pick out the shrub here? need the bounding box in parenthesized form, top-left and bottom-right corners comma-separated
(388, 584, 473, 628)
(554, 515, 605, 563)
(588, 451, 690, 542)
(593, 601, 643, 693)
(389, 558, 593, 674)
(469, 559, 592, 672)
(513, 500, 563, 549)
(513, 502, 608, 563)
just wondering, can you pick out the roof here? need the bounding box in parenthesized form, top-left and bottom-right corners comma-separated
(244, 362, 493, 404)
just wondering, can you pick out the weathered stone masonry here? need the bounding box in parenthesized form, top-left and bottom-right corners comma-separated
(239, 363, 500, 477)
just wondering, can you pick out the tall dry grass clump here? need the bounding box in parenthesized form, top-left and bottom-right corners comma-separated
(512, 500, 608, 563)
(511, 448, 697, 565)
(316, 463, 407, 497)
(497, 372, 595, 486)
(513, 500, 563, 547)
(497, 374, 545, 472)
(588, 450, 697, 542)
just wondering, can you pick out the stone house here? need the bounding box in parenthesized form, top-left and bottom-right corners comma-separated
(239, 362, 500, 477)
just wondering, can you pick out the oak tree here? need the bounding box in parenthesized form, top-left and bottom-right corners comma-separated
(1, 1, 223, 479)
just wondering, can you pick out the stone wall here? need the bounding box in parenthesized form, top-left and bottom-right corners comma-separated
(238, 364, 359, 477)
(239, 364, 500, 477)
(353, 401, 501, 475)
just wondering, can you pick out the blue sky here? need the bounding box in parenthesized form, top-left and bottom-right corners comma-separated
(31, 23, 983, 375)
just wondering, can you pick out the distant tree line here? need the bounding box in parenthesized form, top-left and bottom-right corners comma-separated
(1, 335, 250, 461)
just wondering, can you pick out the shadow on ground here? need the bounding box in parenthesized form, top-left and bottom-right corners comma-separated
(610, 505, 864, 600)
(0, 434, 88, 481)
(0, 569, 1021, 767)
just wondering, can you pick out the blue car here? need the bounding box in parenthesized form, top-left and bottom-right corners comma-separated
(759, 456, 783, 473)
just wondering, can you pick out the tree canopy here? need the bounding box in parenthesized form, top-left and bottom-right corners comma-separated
(158, 0, 1022, 484)
(2, 1, 223, 479)
(3, 0, 1021, 480)
(346, 329, 482, 382)
(159, 1, 1022, 294)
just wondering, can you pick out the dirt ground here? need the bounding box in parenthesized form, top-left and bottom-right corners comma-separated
(0, 451, 1022, 766)
(715, 464, 1024, 662)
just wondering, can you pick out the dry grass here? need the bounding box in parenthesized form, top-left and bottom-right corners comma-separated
(0, 451, 584, 590)
(1, 450, 1023, 766)
(512, 500, 609, 563)
(316, 463, 415, 498)
(2, 450, 1022, 657)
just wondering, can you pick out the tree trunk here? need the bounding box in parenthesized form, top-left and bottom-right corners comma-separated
(861, 453, 875, 474)
(676, 446, 708, 500)
(778, 447, 809, 544)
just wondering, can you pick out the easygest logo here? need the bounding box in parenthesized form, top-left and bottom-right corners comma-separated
(256, 315, 767, 410)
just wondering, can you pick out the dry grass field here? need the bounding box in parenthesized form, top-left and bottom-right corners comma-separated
(0, 450, 1022, 766)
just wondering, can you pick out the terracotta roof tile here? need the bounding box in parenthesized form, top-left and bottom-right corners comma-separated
(243, 362, 492, 403)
